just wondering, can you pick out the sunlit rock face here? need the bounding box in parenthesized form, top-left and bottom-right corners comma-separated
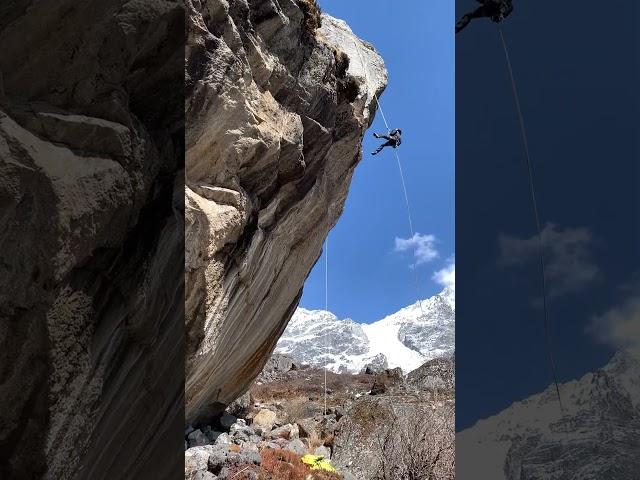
(185, 0, 387, 424)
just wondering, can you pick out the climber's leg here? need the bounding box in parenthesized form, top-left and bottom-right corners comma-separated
(371, 140, 394, 156)
(456, 6, 488, 33)
(373, 133, 392, 140)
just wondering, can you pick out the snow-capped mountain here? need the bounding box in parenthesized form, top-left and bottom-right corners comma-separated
(275, 286, 455, 373)
(457, 350, 640, 479)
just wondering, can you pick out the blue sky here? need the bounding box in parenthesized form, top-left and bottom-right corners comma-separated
(455, 0, 638, 429)
(299, 0, 455, 324)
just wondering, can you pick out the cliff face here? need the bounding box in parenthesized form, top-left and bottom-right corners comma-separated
(0, 1, 184, 479)
(185, 0, 387, 424)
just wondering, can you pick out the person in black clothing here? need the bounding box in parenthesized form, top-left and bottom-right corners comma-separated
(371, 128, 402, 155)
(456, 0, 513, 34)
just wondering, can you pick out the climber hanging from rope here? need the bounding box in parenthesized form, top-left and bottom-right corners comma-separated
(371, 128, 402, 155)
(456, 0, 513, 34)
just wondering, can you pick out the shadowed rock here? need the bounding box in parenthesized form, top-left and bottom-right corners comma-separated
(0, 1, 184, 478)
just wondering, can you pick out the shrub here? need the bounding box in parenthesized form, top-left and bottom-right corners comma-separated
(258, 449, 343, 480)
(259, 449, 311, 480)
(334, 49, 350, 78)
(227, 463, 259, 480)
(372, 405, 455, 480)
(296, 0, 322, 35)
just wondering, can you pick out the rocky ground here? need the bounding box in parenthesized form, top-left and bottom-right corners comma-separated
(184, 355, 455, 479)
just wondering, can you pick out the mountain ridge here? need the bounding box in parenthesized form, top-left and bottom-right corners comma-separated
(275, 286, 455, 373)
(457, 349, 640, 479)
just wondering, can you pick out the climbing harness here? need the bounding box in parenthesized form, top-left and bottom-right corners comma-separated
(351, 38, 426, 319)
(498, 27, 564, 412)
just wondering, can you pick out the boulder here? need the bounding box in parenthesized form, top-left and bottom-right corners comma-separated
(193, 471, 217, 480)
(286, 439, 307, 455)
(386, 367, 404, 381)
(229, 418, 247, 431)
(252, 409, 278, 431)
(219, 414, 237, 430)
(187, 429, 210, 448)
(296, 418, 319, 439)
(262, 441, 283, 450)
(314, 446, 332, 459)
(225, 391, 252, 418)
(237, 449, 261, 466)
(184, 1, 388, 426)
(185, 446, 215, 477)
(202, 426, 223, 444)
(215, 433, 232, 446)
(207, 445, 230, 473)
(370, 380, 387, 396)
(360, 353, 389, 374)
(269, 423, 299, 440)
(407, 357, 455, 391)
(262, 354, 299, 373)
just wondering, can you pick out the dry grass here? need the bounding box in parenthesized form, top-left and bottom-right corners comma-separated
(348, 399, 394, 438)
(307, 431, 324, 450)
(322, 432, 335, 447)
(283, 396, 317, 424)
(312, 472, 343, 480)
(250, 369, 374, 421)
(259, 449, 310, 480)
(227, 463, 259, 480)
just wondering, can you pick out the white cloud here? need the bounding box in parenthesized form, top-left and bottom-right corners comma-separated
(498, 223, 598, 298)
(433, 257, 455, 289)
(394, 233, 438, 266)
(588, 284, 640, 353)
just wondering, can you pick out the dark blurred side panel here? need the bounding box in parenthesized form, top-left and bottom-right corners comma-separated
(0, 1, 185, 478)
(456, 0, 639, 478)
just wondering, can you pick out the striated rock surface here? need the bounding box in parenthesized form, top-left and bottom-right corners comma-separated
(0, 1, 184, 479)
(185, 0, 387, 424)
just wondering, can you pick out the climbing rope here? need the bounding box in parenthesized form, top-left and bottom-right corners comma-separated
(498, 27, 564, 412)
(351, 38, 426, 318)
(392, 149, 426, 318)
(323, 236, 328, 416)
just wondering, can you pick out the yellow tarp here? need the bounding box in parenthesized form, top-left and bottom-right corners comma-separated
(301, 454, 338, 473)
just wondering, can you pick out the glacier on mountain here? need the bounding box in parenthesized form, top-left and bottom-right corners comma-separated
(275, 286, 455, 373)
